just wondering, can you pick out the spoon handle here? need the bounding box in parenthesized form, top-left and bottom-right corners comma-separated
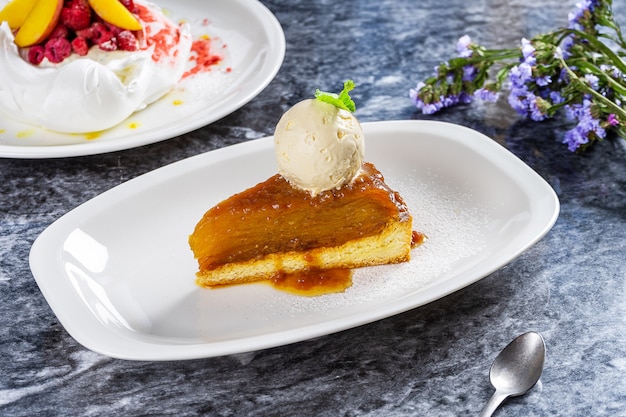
(478, 391, 509, 417)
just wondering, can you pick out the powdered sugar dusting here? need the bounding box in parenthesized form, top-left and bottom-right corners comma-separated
(270, 169, 492, 313)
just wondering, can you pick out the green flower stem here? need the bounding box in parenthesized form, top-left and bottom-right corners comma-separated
(559, 54, 626, 121)
(566, 28, 626, 74)
(596, 13, 626, 47)
(450, 49, 521, 69)
(568, 59, 626, 96)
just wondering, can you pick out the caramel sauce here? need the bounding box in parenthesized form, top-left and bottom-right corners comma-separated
(412, 231, 426, 247)
(269, 268, 353, 296)
(266, 233, 424, 297)
(189, 162, 411, 271)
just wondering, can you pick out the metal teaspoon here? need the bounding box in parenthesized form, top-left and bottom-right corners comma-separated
(479, 332, 546, 417)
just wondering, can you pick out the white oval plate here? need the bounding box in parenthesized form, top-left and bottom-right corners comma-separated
(0, 0, 285, 158)
(29, 121, 560, 360)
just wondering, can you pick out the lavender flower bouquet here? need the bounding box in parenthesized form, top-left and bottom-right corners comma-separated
(410, 0, 626, 152)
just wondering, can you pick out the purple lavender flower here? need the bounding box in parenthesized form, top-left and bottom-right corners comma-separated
(410, 80, 474, 115)
(462, 65, 477, 82)
(521, 38, 536, 65)
(568, 0, 599, 30)
(457, 92, 473, 105)
(508, 62, 534, 118)
(563, 125, 590, 151)
(509, 62, 534, 88)
(600, 64, 622, 79)
(421, 102, 443, 115)
(559, 37, 575, 59)
(563, 98, 606, 151)
(505, 35, 561, 121)
(563, 0, 601, 57)
(536, 75, 552, 87)
(607, 113, 620, 126)
(412, 98, 441, 115)
(410, 83, 445, 114)
(550, 90, 565, 104)
(457, 35, 472, 58)
(409, 0, 624, 152)
(439, 92, 472, 109)
(474, 87, 499, 102)
(565, 97, 591, 120)
(508, 88, 549, 121)
(584, 73, 600, 90)
(508, 85, 530, 115)
(409, 82, 426, 108)
(528, 93, 548, 121)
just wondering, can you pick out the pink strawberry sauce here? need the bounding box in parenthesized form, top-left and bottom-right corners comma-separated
(135, 3, 226, 77)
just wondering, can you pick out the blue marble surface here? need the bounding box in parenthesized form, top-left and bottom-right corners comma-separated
(2, 0, 626, 415)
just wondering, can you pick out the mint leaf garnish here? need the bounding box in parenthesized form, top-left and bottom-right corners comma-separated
(314, 80, 356, 112)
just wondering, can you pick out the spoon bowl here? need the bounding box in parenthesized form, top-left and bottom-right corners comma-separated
(479, 332, 546, 417)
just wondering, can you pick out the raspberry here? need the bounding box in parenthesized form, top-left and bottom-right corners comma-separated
(119, 0, 137, 13)
(61, 0, 91, 31)
(44, 37, 72, 64)
(49, 22, 69, 39)
(104, 22, 123, 36)
(28, 45, 45, 65)
(90, 22, 113, 45)
(22, 0, 144, 64)
(98, 39, 118, 52)
(117, 30, 138, 51)
(75, 26, 94, 40)
(71, 36, 90, 56)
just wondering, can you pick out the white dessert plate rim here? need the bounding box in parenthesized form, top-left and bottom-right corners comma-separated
(0, 0, 285, 158)
(29, 120, 560, 360)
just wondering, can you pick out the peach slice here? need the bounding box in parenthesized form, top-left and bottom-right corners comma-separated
(14, 0, 63, 47)
(0, 0, 37, 30)
(87, 0, 142, 31)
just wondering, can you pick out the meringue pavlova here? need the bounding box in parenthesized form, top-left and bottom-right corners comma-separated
(0, 0, 196, 134)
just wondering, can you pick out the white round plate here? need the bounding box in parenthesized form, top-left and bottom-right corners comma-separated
(29, 121, 560, 360)
(0, 0, 285, 158)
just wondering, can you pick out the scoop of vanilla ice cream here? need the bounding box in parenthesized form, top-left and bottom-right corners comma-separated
(274, 99, 365, 196)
